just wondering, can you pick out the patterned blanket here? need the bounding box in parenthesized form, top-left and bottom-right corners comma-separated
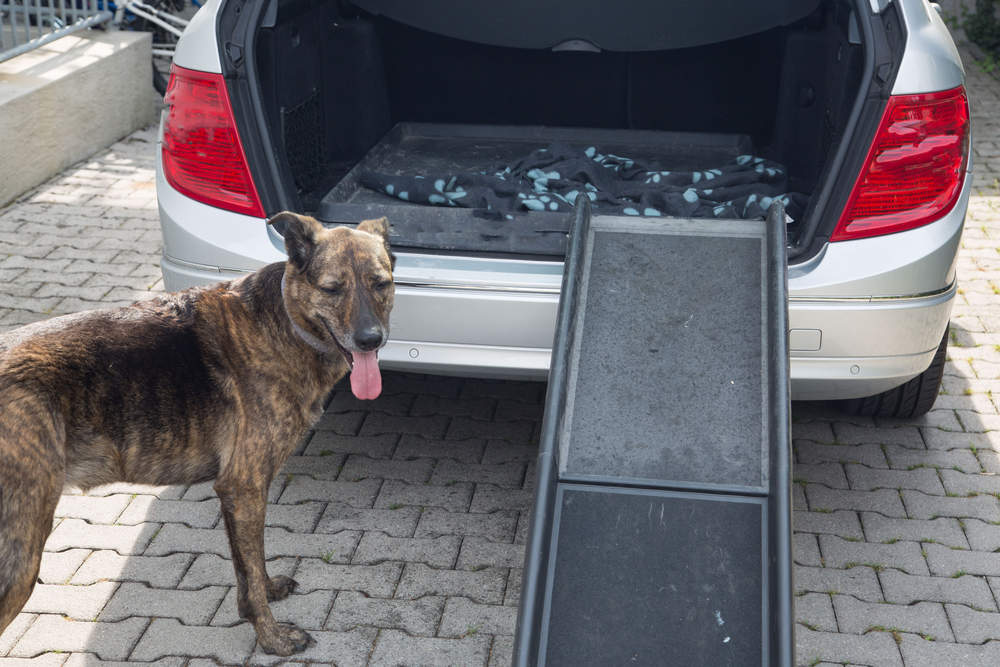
(360, 143, 805, 221)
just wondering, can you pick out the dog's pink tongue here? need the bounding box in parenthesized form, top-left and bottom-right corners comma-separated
(350, 350, 382, 400)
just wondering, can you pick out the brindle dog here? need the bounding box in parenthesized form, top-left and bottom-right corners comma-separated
(0, 212, 394, 655)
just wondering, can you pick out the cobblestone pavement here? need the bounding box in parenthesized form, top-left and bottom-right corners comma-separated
(1, 38, 1000, 667)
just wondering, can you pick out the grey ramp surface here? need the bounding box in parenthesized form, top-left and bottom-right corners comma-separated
(561, 220, 766, 488)
(544, 485, 764, 666)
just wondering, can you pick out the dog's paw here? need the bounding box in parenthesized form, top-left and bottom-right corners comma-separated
(266, 575, 298, 601)
(258, 623, 315, 656)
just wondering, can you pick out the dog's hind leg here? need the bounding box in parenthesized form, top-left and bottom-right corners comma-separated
(215, 468, 313, 656)
(0, 389, 65, 633)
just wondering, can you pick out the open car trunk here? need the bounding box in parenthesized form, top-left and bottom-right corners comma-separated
(248, 0, 881, 258)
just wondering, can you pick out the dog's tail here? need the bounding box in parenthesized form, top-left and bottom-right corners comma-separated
(0, 382, 65, 634)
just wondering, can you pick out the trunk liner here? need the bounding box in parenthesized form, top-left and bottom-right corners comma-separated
(317, 122, 753, 256)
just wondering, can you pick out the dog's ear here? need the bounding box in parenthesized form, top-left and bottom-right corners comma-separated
(271, 211, 322, 272)
(358, 216, 395, 270)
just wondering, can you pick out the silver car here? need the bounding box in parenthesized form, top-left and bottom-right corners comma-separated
(157, 0, 970, 417)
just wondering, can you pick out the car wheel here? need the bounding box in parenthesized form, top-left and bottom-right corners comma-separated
(840, 326, 949, 419)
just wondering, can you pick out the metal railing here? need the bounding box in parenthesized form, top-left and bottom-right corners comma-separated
(0, 0, 113, 63)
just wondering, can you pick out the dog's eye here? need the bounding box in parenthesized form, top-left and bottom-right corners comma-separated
(321, 283, 343, 295)
(374, 279, 392, 291)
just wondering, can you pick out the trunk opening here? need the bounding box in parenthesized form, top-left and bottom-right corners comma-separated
(248, 0, 876, 257)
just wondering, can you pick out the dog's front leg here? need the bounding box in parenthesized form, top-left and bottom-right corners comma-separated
(214, 476, 313, 655)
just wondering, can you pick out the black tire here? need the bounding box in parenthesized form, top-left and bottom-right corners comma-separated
(840, 326, 949, 419)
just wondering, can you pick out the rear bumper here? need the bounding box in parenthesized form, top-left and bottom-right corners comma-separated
(162, 253, 955, 398)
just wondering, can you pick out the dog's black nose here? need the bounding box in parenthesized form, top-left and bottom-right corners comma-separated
(354, 326, 383, 351)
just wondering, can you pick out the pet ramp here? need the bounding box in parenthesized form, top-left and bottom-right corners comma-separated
(513, 199, 793, 666)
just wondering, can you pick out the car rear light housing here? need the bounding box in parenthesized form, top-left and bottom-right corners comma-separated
(161, 65, 265, 218)
(831, 86, 969, 242)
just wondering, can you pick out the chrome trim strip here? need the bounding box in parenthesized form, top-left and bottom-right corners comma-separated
(789, 281, 956, 304)
(394, 280, 561, 294)
(395, 279, 958, 301)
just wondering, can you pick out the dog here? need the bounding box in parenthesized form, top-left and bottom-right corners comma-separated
(0, 212, 394, 655)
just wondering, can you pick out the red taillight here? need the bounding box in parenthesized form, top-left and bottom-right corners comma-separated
(162, 65, 264, 218)
(831, 86, 969, 242)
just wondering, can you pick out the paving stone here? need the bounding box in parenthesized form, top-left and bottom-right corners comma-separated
(898, 633, 1000, 667)
(329, 390, 415, 416)
(38, 549, 90, 584)
(482, 440, 538, 464)
(832, 596, 953, 641)
(0, 615, 36, 654)
(438, 597, 517, 638)
(340, 455, 435, 483)
(353, 533, 461, 568)
(946, 603, 1000, 643)
(457, 537, 525, 570)
(880, 569, 996, 610)
(416, 509, 518, 542)
(80, 483, 184, 500)
(494, 399, 543, 423)
(791, 420, 837, 443)
(505, 568, 522, 607)
(97, 581, 226, 623)
(411, 394, 494, 419)
(446, 417, 534, 443)
(212, 587, 333, 629)
(794, 565, 883, 602)
(53, 495, 130, 524)
(469, 484, 534, 513)
(369, 629, 491, 666)
(806, 486, 906, 517)
(902, 489, 1000, 522)
(883, 444, 981, 472)
(0, 656, 67, 667)
(70, 552, 192, 587)
(246, 627, 377, 667)
(312, 410, 367, 434)
(792, 463, 848, 489)
(61, 655, 183, 667)
(10, 616, 147, 661)
(293, 560, 401, 598)
(925, 542, 1000, 578)
(489, 635, 514, 667)
(279, 454, 347, 479)
(431, 460, 526, 487)
(844, 464, 945, 494)
(22, 582, 118, 620)
(818, 534, 929, 574)
(261, 501, 325, 533)
(940, 468, 1000, 496)
(360, 413, 449, 438)
(278, 477, 382, 507)
(834, 423, 922, 448)
(860, 513, 969, 549)
(116, 497, 220, 528)
(795, 625, 902, 667)
(130, 618, 255, 662)
(394, 435, 486, 463)
(326, 591, 444, 635)
(303, 431, 398, 458)
(395, 564, 507, 605)
(45, 519, 159, 555)
(460, 379, 543, 403)
(374, 479, 474, 512)
(793, 510, 864, 539)
(178, 553, 297, 590)
(317, 503, 421, 537)
(794, 593, 837, 632)
(964, 518, 1000, 551)
(145, 524, 361, 561)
